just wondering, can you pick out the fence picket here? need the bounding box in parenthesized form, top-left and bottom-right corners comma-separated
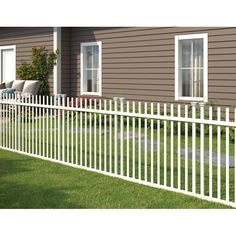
(21, 95, 24, 152)
(50, 96, 53, 158)
(192, 103, 196, 194)
(71, 97, 74, 164)
(99, 99, 102, 170)
(32, 95, 35, 157)
(164, 104, 167, 186)
(225, 108, 229, 202)
(120, 98, 124, 176)
(170, 104, 174, 188)
(157, 103, 160, 185)
(200, 103, 204, 195)
(46, 96, 49, 158)
(138, 102, 141, 180)
(57, 96, 61, 161)
(217, 107, 221, 199)
(14, 95, 17, 151)
(144, 102, 148, 182)
(126, 101, 130, 177)
(132, 101, 135, 179)
(209, 106, 213, 198)
(109, 100, 112, 173)
(8, 94, 10, 149)
(151, 102, 154, 183)
(43, 96, 45, 157)
(185, 105, 188, 192)
(104, 99, 107, 172)
(62, 97, 65, 162)
(84, 98, 87, 167)
(89, 98, 92, 168)
(177, 104, 181, 190)
(75, 97, 78, 165)
(53, 96, 56, 160)
(67, 97, 70, 163)
(94, 99, 97, 169)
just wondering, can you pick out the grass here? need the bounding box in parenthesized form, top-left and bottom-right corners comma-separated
(1, 108, 236, 206)
(0, 148, 231, 208)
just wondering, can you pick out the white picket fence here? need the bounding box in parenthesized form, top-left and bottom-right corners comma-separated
(0, 94, 236, 208)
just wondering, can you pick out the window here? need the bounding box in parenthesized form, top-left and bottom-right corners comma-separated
(81, 42, 102, 96)
(175, 34, 208, 102)
(0, 45, 16, 83)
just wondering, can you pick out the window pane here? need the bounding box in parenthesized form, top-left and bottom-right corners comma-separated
(85, 46, 93, 68)
(180, 39, 191, 68)
(84, 69, 99, 93)
(193, 39, 203, 68)
(193, 68, 203, 97)
(86, 70, 92, 92)
(93, 46, 99, 69)
(181, 69, 191, 97)
(1, 49, 15, 83)
(92, 70, 99, 92)
(84, 45, 99, 69)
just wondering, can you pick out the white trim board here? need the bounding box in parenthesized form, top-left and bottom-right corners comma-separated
(0, 45, 16, 84)
(53, 27, 61, 95)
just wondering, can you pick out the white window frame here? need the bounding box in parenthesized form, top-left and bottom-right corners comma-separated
(175, 33, 208, 102)
(0, 45, 16, 83)
(80, 41, 102, 96)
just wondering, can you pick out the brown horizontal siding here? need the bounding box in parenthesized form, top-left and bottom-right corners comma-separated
(0, 27, 54, 94)
(65, 27, 236, 108)
(61, 27, 71, 95)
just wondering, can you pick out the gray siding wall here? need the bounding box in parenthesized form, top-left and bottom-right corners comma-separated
(64, 27, 236, 108)
(0, 27, 54, 94)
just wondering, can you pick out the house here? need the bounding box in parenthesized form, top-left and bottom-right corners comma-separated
(0, 27, 236, 108)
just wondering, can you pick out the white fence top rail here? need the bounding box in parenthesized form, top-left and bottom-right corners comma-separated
(0, 96, 235, 128)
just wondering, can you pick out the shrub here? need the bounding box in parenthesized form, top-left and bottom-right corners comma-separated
(17, 47, 59, 95)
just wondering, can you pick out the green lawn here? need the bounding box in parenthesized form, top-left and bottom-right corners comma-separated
(1, 107, 236, 207)
(0, 148, 231, 208)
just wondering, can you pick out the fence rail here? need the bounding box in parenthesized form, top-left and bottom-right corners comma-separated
(0, 94, 236, 208)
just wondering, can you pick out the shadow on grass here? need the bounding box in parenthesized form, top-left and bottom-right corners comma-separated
(0, 181, 80, 209)
(0, 150, 230, 209)
(0, 157, 83, 208)
(0, 157, 31, 178)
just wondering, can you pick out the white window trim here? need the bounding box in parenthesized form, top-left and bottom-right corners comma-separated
(53, 27, 61, 95)
(175, 33, 208, 103)
(80, 41, 102, 96)
(0, 45, 16, 83)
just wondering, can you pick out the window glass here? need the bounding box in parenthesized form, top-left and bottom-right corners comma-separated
(81, 43, 101, 94)
(178, 37, 205, 99)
